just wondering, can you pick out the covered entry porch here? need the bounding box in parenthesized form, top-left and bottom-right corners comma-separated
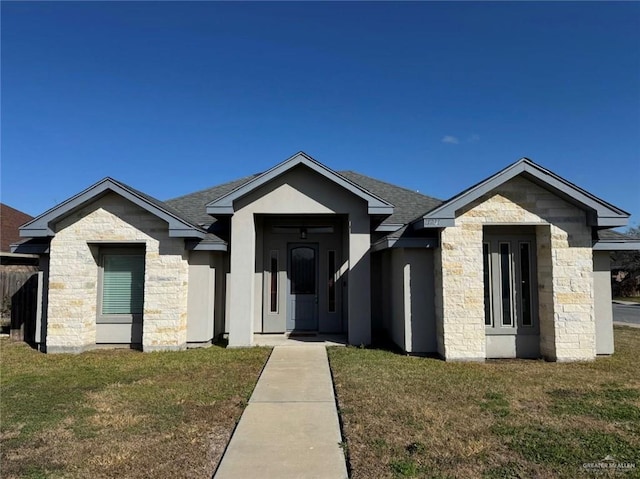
(256, 215, 348, 335)
(213, 153, 393, 347)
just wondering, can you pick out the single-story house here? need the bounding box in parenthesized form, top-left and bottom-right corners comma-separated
(14, 152, 640, 360)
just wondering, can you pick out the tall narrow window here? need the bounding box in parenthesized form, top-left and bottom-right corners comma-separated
(499, 243, 513, 326)
(101, 252, 144, 320)
(520, 242, 533, 327)
(328, 250, 336, 313)
(483, 243, 492, 326)
(269, 250, 278, 313)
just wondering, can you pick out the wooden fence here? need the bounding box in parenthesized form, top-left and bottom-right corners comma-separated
(0, 268, 39, 342)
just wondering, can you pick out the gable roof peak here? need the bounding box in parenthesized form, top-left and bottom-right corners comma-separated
(205, 151, 394, 216)
(20, 176, 206, 239)
(414, 157, 629, 229)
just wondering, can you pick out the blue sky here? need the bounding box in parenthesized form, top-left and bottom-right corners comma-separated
(2, 1, 639, 228)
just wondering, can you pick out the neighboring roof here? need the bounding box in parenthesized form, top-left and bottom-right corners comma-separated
(414, 158, 630, 229)
(594, 229, 640, 251)
(0, 203, 33, 252)
(205, 152, 394, 216)
(20, 178, 207, 239)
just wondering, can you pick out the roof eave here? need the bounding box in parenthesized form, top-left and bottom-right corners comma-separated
(11, 241, 50, 254)
(20, 178, 206, 239)
(206, 205, 234, 215)
(371, 236, 439, 252)
(368, 205, 394, 215)
(413, 158, 629, 230)
(596, 217, 630, 228)
(593, 240, 640, 251)
(184, 239, 228, 251)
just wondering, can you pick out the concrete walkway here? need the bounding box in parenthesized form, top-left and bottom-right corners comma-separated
(214, 345, 348, 479)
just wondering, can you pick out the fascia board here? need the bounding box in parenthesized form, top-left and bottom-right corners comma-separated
(374, 223, 404, 232)
(169, 228, 206, 238)
(596, 217, 629, 228)
(593, 240, 640, 251)
(184, 239, 228, 251)
(205, 205, 235, 215)
(368, 206, 395, 215)
(190, 243, 228, 251)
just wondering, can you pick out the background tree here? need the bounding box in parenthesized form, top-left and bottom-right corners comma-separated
(610, 226, 640, 298)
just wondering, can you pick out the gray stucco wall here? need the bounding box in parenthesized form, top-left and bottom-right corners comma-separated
(370, 251, 384, 334)
(387, 248, 437, 354)
(186, 251, 216, 344)
(593, 250, 614, 355)
(35, 254, 50, 349)
(389, 249, 406, 350)
(213, 253, 228, 339)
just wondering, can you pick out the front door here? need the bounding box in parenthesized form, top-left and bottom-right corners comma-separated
(287, 243, 318, 331)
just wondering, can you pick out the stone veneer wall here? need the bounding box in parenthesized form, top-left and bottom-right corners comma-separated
(46, 192, 189, 353)
(436, 176, 595, 361)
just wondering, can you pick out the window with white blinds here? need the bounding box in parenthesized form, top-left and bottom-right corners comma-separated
(101, 253, 144, 316)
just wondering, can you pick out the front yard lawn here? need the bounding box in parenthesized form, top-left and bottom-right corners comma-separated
(0, 340, 271, 479)
(329, 327, 640, 479)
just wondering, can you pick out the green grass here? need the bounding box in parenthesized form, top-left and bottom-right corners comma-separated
(0, 340, 271, 479)
(329, 327, 640, 479)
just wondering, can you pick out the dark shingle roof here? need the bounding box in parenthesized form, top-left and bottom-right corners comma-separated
(110, 178, 205, 232)
(338, 171, 442, 225)
(165, 170, 442, 228)
(166, 174, 261, 226)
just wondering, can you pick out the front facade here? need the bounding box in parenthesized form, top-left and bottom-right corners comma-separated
(15, 152, 636, 360)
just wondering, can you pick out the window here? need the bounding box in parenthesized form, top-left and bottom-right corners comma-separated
(499, 243, 513, 326)
(520, 242, 533, 327)
(483, 243, 492, 326)
(269, 250, 278, 313)
(483, 234, 538, 332)
(99, 249, 145, 323)
(328, 250, 336, 313)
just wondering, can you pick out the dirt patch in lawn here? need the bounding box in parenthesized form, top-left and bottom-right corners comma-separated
(0, 340, 271, 478)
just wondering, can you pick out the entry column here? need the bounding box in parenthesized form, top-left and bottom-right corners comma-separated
(348, 212, 371, 345)
(228, 211, 256, 347)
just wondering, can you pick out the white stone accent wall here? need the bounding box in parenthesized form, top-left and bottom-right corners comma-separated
(438, 222, 485, 361)
(438, 176, 595, 361)
(47, 192, 189, 352)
